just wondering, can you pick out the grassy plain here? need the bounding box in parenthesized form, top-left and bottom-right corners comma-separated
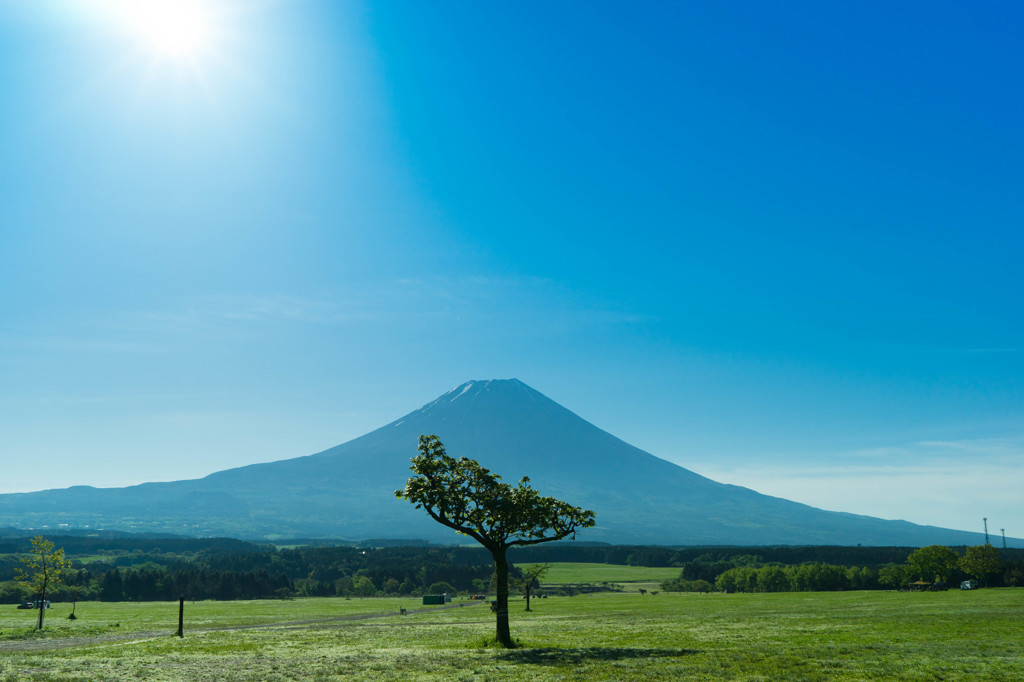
(539, 562, 680, 585)
(1, 589, 1022, 680)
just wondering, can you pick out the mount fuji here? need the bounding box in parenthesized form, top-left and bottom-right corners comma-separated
(0, 379, 999, 546)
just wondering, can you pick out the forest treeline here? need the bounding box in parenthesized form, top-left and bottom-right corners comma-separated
(0, 546, 501, 603)
(662, 544, 1024, 593)
(1, 535, 1022, 603)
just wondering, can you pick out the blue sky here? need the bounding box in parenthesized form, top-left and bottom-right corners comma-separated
(1, 1, 1021, 536)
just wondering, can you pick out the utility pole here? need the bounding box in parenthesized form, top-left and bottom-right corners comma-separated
(984, 518, 989, 545)
(1002, 529, 1007, 549)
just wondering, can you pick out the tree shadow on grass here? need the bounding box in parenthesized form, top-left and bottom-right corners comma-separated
(496, 647, 700, 665)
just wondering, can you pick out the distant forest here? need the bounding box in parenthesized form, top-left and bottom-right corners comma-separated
(1, 533, 1022, 603)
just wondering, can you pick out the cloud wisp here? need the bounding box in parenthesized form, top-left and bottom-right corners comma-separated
(692, 437, 1024, 535)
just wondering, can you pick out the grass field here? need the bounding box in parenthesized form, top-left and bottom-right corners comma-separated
(0, 597, 423, 641)
(1, 589, 1022, 680)
(539, 562, 680, 586)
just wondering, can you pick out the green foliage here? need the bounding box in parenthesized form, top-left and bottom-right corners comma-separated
(0, 544, 504, 603)
(1004, 562, 1024, 587)
(0, 581, 28, 603)
(716, 566, 756, 593)
(2, 536, 1018, 610)
(756, 565, 790, 593)
(661, 577, 714, 593)
(351, 575, 376, 597)
(878, 564, 909, 588)
(427, 581, 456, 595)
(16, 537, 71, 596)
(906, 545, 960, 583)
(396, 434, 595, 647)
(673, 553, 882, 594)
(15, 536, 72, 629)
(959, 545, 1003, 584)
(846, 565, 879, 590)
(709, 561, 879, 593)
(396, 435, 596, 550)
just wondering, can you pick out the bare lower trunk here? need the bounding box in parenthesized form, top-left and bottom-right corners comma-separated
(490, 548, 514, 647)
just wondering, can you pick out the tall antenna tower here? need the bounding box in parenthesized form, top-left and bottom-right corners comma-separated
(983, 517, 989, 545)
(1002, 529, 1007, 549)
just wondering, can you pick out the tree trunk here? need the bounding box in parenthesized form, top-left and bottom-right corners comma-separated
(491, 548, 514, 647)
(36, 573, 48, 630)
(525, 584, 531, 612)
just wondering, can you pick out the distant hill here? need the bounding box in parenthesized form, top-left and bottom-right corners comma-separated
(0, 379, 1011, 546)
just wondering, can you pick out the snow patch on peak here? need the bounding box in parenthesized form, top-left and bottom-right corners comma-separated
(451, 383, 476, 401)
(443, 379, 495, 401)
(414, 379, 534, 415)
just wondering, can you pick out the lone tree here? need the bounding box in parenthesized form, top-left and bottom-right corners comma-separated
(517, 563, 551, 612)
(960, 544, 1004, 586)
(396, 435, 595, 647)
(906, 545, 960, 584)
(16, 536, 71, 630)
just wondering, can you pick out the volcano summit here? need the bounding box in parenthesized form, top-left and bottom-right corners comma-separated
(0, 379, 997, 546)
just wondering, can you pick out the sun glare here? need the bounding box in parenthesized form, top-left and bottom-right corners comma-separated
(109, 0, 215, 58)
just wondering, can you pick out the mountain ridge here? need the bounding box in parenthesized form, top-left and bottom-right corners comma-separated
(0, 379, 1012, 547)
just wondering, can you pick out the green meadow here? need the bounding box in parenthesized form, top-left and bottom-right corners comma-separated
(540, 562, 680, 586)
(2, 588, 1022, 680)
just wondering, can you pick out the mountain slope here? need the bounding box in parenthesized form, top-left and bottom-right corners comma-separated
(0, 379, 1004, 546)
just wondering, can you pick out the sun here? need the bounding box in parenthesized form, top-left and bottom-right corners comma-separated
(109, 0, 215, 58)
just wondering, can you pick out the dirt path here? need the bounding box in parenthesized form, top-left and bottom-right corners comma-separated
(0, 601, 485, 653)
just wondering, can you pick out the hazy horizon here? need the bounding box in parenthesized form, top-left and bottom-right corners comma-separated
(1, 1, 1021, 537)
